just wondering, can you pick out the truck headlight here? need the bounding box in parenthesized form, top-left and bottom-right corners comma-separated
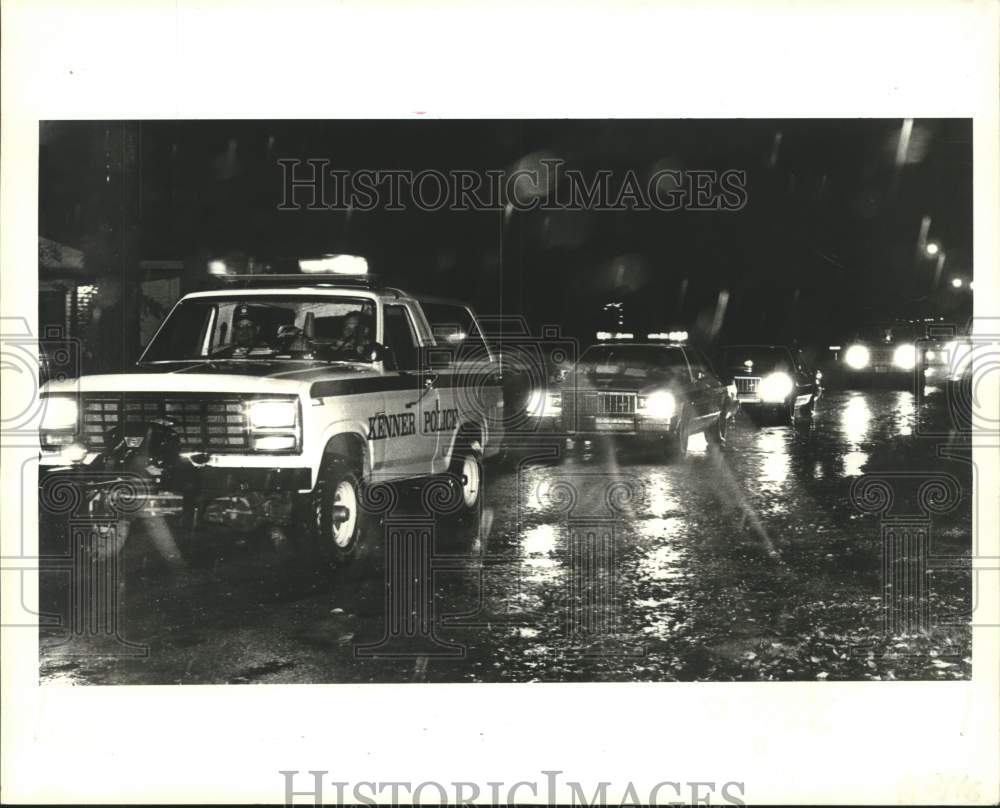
(40, 396, 79, 446)
(844, 344, 870, 369)
(248, 399, 298, 429)
(639, 390, 676, 419)
(247, 398, 300, 452)
(252, 435, 298, 452)
(892, 343, 916, 370)
(759, 372, 794, 402)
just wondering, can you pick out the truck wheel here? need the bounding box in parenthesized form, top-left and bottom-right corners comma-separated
(664, 409, 690, 460)
(310, 459, 363, 563)
(449, 437, 483, 516)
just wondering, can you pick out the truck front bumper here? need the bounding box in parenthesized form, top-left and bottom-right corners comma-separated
(39, 454, 312, 498)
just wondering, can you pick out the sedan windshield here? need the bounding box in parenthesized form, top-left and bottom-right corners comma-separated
(577, 345, 689, 379)
(140, 296, 377, 363)
(855, 323, 920, 343)
(722, 347, 794, 374)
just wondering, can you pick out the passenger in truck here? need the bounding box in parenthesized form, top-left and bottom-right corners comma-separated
(324, 311, 374, 360)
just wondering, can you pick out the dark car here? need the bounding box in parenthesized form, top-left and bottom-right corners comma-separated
(558, 341, 738, 459)
(717, 344, 820, 423)
(827, 320, 940, 388)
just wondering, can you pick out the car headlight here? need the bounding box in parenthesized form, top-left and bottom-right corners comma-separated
(892, 343, 916, 370)
(526, 388, 561, 418)
(525, 388, 545, 417)
(40, 396, 79, 430)
(39, 396, 79, 448)
(639, 390, 676, 419)
(247, 399, 298, 429)
(759, 372, 794, 402)
(844, 344, 870, 370)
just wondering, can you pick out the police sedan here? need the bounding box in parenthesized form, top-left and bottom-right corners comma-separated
(556, 334, 738, 459)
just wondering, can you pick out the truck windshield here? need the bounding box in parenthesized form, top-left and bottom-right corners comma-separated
(140, 296, 377, 362)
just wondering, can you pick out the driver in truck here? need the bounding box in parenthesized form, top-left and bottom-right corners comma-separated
(216, 304, 272, 357)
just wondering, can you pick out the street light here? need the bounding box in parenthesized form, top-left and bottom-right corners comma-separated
(951, 277, 963, 289)
(924, 241, 940, 257)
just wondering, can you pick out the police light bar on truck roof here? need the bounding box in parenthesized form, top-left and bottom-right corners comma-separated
(206, 254, 369, 277)
(596, 331, 634, 341)
(203, 254, 379, 289)
(298, 254, 369, 275)
(647, 331, 688, 342)
(203, 274, 380, 290)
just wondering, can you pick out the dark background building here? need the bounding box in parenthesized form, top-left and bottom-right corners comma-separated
(38, 119, 973, 372)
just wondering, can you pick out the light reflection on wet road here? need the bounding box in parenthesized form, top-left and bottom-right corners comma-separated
(39, 389, 972, 684)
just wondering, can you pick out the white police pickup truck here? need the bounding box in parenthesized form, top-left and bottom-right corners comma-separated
(38, 273, 503, 563)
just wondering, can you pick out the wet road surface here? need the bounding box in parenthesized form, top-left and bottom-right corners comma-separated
(39, 388, 973, 683)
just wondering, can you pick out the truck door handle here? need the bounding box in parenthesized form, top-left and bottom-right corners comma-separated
(406, 373, 437, 408)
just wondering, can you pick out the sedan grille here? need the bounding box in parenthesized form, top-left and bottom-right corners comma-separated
(81, 394, 249, 452)
(578, 391, 637, 415)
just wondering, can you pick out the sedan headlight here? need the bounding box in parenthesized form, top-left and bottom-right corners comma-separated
(40, 396, 79, 430)
(248, 399, 298, 429)
(639, 390, 676, 419)
(892, 343, 916, 370)
(525, 388, 545, 417)
(758, 372, 794, 402)
(40, 396, 79, 446)
(526, 388, 561, 418)
(844, 344, 870, 370)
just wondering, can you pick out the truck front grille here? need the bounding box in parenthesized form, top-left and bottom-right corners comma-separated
(81, 394, 249, 452)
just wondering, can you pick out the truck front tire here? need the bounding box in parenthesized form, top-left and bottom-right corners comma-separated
(308, 458, 364, 563)
(448, 437, 483, 516)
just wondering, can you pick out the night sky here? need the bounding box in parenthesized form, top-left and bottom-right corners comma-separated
(38, 119, 973, 348)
